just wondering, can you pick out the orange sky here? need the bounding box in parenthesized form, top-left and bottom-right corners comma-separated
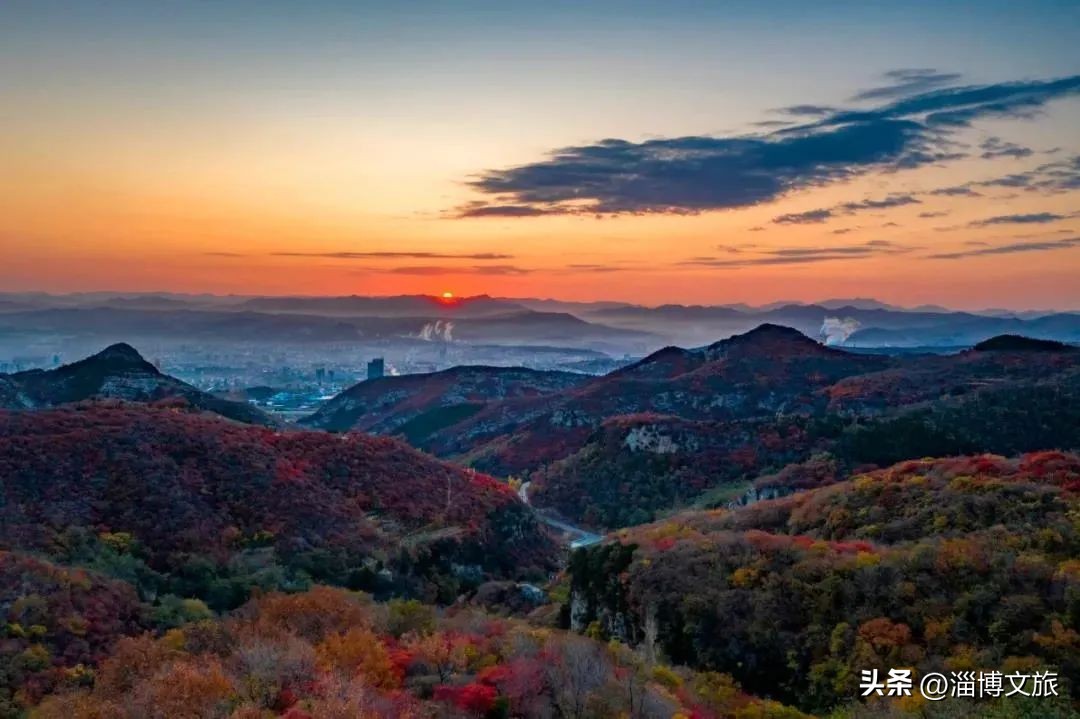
(2, 2, 1078, 310)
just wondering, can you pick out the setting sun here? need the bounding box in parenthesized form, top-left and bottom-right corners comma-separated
(441, 291, 454, 299)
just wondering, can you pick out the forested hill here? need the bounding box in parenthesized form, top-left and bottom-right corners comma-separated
(0, 343, 274, 426)
(0, 403, 557, 608)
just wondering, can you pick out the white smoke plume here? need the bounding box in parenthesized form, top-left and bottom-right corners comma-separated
(418, 320, 454, 342)
(820, 317, 860, 345)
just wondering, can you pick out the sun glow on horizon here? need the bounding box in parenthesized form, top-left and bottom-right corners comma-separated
(441, 291, 454, 299)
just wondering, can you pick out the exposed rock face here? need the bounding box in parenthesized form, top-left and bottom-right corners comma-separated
(624, 424, 695, 454)
(727, 484, 793, 508)
(569, 589, 590, 633)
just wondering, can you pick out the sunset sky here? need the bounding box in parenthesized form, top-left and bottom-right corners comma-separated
(2, 0, 1079, 309)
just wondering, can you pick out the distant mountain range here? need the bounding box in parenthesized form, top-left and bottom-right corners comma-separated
(0, 342, 274, 425)
(2, 292, 1078, 354)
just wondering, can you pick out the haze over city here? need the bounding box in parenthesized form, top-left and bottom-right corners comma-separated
(3, 0, 1079, 309)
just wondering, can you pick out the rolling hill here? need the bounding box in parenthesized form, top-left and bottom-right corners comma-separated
(0, 343, 274, 425)
(299, 364, 588, 440)
(566, 451, 1080, 713)
(0, 404, 557, 608)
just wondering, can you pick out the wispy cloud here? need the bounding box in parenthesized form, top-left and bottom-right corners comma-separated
(969, 212, 1066, 227)
(927, 237, 1080, 259)
(385, 264, 531, 275)
(929, 185, 982, 197)
(979, 136, 1034, 160)
(681, 240, 913, 267)
(716, 242, 759, 253)
(562, 263, 625, 273)
(919, 211, 950, 218)
(773, 209, 833, 225)
(272, 251, 515, 260)
(838, 194, 921, 212)
(772, 193, 920, 224)
(456, 72, 1080, 218)
(775, 104, 836, 117)
(850, 68, 964, 102)
(454, 203, 554, 218)
(974, 154, 1080, 193)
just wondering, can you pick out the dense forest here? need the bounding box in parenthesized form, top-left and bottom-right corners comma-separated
(2, 333, 1079, 718)
(566, 453, 1080, 714)
(0, 404, 556, 612)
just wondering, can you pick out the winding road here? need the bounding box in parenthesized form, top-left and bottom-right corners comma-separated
(519, 481, 603, 549)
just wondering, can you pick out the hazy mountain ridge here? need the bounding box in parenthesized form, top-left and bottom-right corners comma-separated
(4, 293, 1079, 357)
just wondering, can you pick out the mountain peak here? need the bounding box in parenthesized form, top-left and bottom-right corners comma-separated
(742, 323, 811, 339)
(93, 342, 148, 363)
(710, 323, 820, 351)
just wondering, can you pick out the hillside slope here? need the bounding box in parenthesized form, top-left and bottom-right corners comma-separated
(0, 343, 273, 425)
(567, 452, 1080, 713)
(420, 324, 889, 474)
(300, 364, 588, 440)
(0, 405, 557, 607)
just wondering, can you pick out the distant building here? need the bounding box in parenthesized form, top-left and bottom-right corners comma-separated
(367, 357, 385, 380)
(315, 367, 326, 383)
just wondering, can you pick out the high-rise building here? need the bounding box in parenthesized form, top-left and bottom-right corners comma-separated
(367, 357, 385, 380)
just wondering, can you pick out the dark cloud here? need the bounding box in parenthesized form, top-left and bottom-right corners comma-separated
(851, 69, 964, 102)
(455, 203, 554, 218)
(974, 155, 1080, 193)
(273, 251, 514, 260)
(927, 237, 1080, 259)
(929, 185, 982, 197)
(978, 173, 1036, 189)
(969, 212, 1066, 227)
(748, 226, 766, 232)
(386, 265, 531, 275)
(831, 228, 856, 234)
(457, 73, 1080, 218)
(772, 193, 920, 225)
(773, 209, 833, 224)
(776, 104, 836, 117)
(919, 211, 950, 218)
(838, 194, 921, 212)
(979, 137, 1034, 160)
